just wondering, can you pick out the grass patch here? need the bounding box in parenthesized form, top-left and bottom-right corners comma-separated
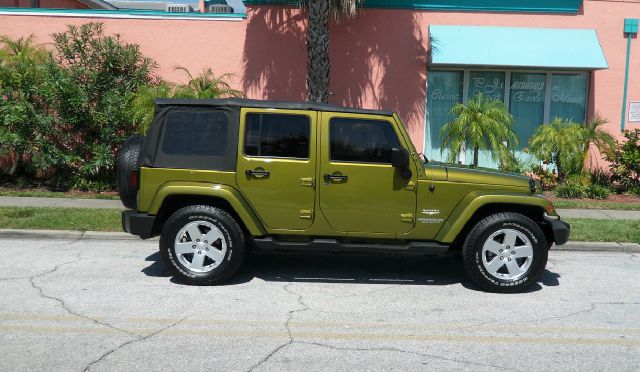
(0, 207, 636, 243)
(564, 218, 640, 243)
(0, 190, 118, 199)
(0, 207, 121, 231)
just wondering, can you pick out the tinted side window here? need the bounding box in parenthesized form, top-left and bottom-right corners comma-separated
(330, 118, 400, 163)
(245, 113, 311, 158)
(162, 110, 228, 156)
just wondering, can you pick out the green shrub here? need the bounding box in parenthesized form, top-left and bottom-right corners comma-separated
(610, 129, 640, 192)
(530, 165, 557, 191)
(555, 183, 587, 199)
(529, 118, 584, 182)
(628, 186, 640, 197)
(585, 184, 610, 199)
(0, 23, 157, 190)
(589, 168, 613, 188)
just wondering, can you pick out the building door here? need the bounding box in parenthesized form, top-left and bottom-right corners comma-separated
(318, 113, 417, 235)
(236, 109, 316, 230)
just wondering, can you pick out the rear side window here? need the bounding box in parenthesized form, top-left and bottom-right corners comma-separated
(330, 118, 400, 163)
(161, 110, 228, 156)
(244, 113, 311, 159)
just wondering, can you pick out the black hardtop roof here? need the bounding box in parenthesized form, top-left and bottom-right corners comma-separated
(154, 98, 395, 116)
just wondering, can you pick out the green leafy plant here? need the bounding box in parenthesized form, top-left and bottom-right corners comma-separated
(555, 183, 587, 199)
(529, 118, 584, 182)
(585, 184, 610, 200)
(609, 128, 640, 192)
(49, 22, 157, 185)
(588, 167, 613, 188)
(0, 35, 63, 177)
(582, 115, 616, 170)
(0, 23, 158, 189)
(529, 165, 558, 191)
(440, 93, 517, 167)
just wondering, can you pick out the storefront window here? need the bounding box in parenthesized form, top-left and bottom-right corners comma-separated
(550, 74, 588, 123)
(425, 69, 589, 166)
(469, 71, 505, 101)
(509, 73, 546, 150)
(426, 71, 462, 161)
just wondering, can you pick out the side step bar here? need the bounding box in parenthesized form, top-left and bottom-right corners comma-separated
(252, 237, 451, 254)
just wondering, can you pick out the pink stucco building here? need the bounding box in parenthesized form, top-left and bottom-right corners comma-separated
(1, 0, 638, 166)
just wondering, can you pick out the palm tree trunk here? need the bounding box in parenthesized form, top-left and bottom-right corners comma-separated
(306, 0, 330, 103)
(473, 147, 479, 167)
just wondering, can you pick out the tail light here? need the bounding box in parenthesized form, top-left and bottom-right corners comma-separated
(130, 170, 139, 190)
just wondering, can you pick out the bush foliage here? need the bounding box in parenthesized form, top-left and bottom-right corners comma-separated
(0, 23, 242, 190)
(0, 23, 156, 190)
(609, 129, 640, 192)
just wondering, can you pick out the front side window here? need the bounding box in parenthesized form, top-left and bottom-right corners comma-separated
(330, 118, 401, 163)
(244, 113, 311, 159)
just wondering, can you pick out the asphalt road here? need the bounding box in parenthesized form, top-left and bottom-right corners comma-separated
(1, 238, 639, 372)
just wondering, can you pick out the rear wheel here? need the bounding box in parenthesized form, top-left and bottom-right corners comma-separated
(462, 212, 548, 293)
(160, 205, 245, 285)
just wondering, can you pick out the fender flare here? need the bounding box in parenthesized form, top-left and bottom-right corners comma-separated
(148, 181, 267, 236)
(435, 191, 555, 243)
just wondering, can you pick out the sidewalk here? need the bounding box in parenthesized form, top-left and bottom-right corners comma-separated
(555, 208, 640, 220)
(1, 196, 639, 220)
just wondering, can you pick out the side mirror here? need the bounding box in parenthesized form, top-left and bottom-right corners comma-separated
(391, 147, 410, 168)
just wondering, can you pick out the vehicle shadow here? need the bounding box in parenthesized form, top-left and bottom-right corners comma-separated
(142, 251, 560, 292)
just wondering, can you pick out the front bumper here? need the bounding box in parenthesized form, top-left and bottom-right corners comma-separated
(122, 210, 156, 239)
(544, 216, 570, 246)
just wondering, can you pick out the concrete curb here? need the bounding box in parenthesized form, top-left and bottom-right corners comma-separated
(0, 229, 149, 241)
(0, 229, 638, 252)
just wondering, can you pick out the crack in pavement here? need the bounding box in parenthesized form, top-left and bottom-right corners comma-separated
(246, 283, 309, 372)
(0, 239, 81, 281)
(449, 301, 640, 333)
(486, 301, 640, 327)
(83, 316, 188, 372)
(27, 240, 138, 338)
(296, 340, 516, 371)
(531, 301, 639, 323)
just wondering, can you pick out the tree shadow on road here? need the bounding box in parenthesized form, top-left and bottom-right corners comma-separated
(142, 251, 560, 292)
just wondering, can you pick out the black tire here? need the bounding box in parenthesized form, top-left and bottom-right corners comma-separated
(462, 212, 548, 293)
(159, 205, 245, 285)
(117, 135, 144, 209)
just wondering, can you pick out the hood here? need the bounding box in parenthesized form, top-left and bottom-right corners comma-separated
(427, 162, 532, 189)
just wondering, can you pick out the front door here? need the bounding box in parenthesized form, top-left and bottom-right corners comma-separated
(236, 109, 316, 230)
(318, 113, 417, 234)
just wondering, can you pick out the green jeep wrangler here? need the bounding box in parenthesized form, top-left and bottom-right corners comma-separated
(118, 98, 569, 293)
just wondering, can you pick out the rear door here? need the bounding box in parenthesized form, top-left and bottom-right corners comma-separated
(236, 109, 317, 230)
(318, 112, 417, 234)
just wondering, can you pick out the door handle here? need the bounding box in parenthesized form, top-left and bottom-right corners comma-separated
(245, 169, 270, 178)
(323, 173, 348, 182)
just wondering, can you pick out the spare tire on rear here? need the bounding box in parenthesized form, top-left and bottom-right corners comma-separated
(117, 135, 144, 210)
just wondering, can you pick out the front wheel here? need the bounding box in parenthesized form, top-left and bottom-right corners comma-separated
(462, 212, 548, 293)
(160, 205, 245, 285)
